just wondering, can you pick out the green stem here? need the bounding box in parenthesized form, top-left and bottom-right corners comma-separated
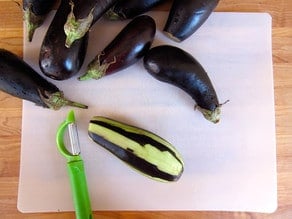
(40, 91, 88, 110)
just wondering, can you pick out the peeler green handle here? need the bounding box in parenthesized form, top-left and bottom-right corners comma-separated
(67, 159, 92, 219)
(56, 110, 93, 219)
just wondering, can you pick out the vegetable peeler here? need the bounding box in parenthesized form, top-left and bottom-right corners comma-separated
(56, 110, 93, 219)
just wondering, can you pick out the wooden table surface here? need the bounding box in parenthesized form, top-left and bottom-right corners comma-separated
(0, 0, 291, 218)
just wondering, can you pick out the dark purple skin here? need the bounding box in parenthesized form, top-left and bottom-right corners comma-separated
(143, 45, 221, 123)
(71, 0, 118, 22)
(164, 0, 220, 42)
(64, 0, 118, 47)
(23, 0, 57, 41)
(39, 0, 88, 81)
(105, 0, 167, 20)
(23, 0, 56, 15)
(0, 49, 87, 110)
(78, 15, 156, 81)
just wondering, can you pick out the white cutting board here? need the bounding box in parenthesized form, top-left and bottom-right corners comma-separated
(17, 11, 277, 213)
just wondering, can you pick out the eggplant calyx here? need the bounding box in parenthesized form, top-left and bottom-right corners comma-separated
(64, 1, 94, 48)
(105, 8, 124, 20)
(23, 5, 45, 42)
(79, 55, 116, 81)
(195, 105, 221, 124)
(39, 90, 88, 110)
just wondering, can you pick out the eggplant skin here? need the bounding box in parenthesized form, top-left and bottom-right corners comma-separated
(79, 15, 156, 81)
(23, 0, 57, 42)
(164, 0, 220, 42)
(39, 0, 88, 80)
(23, 0, 56, 15)
(0, 49, 87, 110)
(88, 116, 184, 182)
(143, 45, 220, 123)
(106, 0, 167, 20)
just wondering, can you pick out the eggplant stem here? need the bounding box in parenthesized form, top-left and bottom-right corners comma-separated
(64, 1, 94, 48)
(39, 90, 88, 110)
(24, 4, 45, 42)
(79, 55, 116, 81)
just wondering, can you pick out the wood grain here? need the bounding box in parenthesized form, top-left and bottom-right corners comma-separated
(0, 0, 291, 218)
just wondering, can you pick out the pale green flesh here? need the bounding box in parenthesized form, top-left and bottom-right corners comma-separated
(88, 117, 184, 177)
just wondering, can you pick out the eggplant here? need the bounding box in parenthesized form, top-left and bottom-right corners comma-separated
(79, 15, 156, 81)
(164, 0, 220, 42)
(0, 49, 87, 110)
(39, 0, 88, 81)
(64, 0, 118, 48)
(143, 45, 221, 123)
(105, 0, 166, 20)
(23, 0, 57, 42)
(88, 116, 184, 182)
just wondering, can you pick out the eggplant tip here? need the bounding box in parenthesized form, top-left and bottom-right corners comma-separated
(163, 31, 182, 43)
(195, 105, 221, 124)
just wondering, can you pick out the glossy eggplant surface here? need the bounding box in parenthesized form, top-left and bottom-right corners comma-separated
(143, 45, 221, 123)
(23, 0, 57, 41)
(106, 0, 166, 20)
(79, 15, 156, 81)
(164, 0, 220, 42)
(39, 0, 88, 81)
(0, 48, 87, 110)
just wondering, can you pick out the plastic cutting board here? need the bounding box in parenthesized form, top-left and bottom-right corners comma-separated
(17, 11, 277, 213)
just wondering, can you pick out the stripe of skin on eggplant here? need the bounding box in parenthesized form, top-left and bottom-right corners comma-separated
(39, 0, 88, 81)
(164, 0, 220, 42)
(64, 0, 118, 48)
(105, 0, 167, 20)
(0, 48, 87, 110)
(79, 15, 156, 81)
(143, 45, 222, 123)
(23, 0, 58, 42)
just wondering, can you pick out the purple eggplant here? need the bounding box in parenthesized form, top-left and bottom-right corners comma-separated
(23, 0, 57, 42)
(79, 15, 156, 81)
(39, 0, 88, 81)
(164, 0, 220, 42)
(64, 0, 118, 48)
(0, 48, 87, 110)
(143, 45, 221, 123)
(105, 0, 166, 20)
